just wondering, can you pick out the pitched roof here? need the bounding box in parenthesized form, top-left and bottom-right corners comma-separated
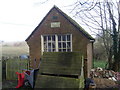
(26, 5, 95, 41)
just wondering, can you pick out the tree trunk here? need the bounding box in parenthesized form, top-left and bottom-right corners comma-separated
(113, 0, 120, 72)
(107, 2, 118, 71)
(112, 60, 119, 72)
(107, 48, 113, 69)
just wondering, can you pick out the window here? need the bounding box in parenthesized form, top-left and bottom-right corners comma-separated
(43, 35, 55, 52)
(58, 35, 71, 52)
(52, 16, 58, 20)
(41, 34, 72, 52)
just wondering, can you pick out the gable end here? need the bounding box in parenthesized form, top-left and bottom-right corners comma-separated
(26, 5, 95, 42)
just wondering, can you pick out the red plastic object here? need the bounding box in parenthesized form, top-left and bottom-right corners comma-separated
(25, 71, 30, 75)
(16, 72, 25, 88)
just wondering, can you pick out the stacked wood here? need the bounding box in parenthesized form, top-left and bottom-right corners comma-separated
(90, 67, 119, 81)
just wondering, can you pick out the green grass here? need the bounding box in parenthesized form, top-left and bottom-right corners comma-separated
(93, 60, 107, 68)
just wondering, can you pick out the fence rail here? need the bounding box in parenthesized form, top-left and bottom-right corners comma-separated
(3, 59, 29, 80)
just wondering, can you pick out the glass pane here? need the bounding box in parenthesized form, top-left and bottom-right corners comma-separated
(67, 42, 70, 48)
(62, 35, 66, 41)
(44, 36, 47, 41)
(59, 49, 62, 52)
(52, 43, 55, 48)
(67, 35, 70, 41)
(58, 42, 61, 48)
(52, 35, 55, 41)
(48, 43, 51, 49)
(63, 42, 66, 48)
(48, 36, 51, 41)
(63, 49, 66, 52)
(48, 49, 51, 52)
(52, 16, 58, 19)
(53, 49, 55, 52)
(67, 49, 71, 52)
(58, 35, 61, 41)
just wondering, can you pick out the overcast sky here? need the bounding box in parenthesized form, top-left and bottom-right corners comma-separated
(0, 0, 79, 42)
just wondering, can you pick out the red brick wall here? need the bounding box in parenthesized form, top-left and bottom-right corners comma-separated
(27, 8, 91, 71)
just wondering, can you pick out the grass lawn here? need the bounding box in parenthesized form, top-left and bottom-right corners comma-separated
(93, 60, 107, 68)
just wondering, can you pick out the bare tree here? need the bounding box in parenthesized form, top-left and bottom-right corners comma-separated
(70, 0, 120, 71)
(33, 0, 120, 71)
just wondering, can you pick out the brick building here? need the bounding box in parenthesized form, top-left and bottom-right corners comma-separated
(26, 6, 95, 87)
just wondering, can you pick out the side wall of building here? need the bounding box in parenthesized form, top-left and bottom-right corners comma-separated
(87, 42, 93, 77)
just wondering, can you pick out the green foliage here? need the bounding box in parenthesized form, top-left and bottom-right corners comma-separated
(93, 60, 107, 68)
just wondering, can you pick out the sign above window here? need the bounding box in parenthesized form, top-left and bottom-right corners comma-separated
(51, 22, 60, 28)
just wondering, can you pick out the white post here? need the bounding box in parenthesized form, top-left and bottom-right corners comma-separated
(55, 35, 58, 52)
(81, 56, 84, 76)
(41, 35, 44, 55)
(70, 34, 72, 52)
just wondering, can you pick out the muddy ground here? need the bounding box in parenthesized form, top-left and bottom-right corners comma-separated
(2, 80, 17, 88)
(2, 79, 120, 89)
(93, 78, 120, 89)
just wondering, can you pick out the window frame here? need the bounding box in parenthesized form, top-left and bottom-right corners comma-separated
(41, 34, 72, 54)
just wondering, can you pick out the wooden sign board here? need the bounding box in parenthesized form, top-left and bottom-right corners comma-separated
(51, 22, 60, 28)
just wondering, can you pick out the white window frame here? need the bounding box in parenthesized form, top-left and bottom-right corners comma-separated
(41, 34, 72, 54)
